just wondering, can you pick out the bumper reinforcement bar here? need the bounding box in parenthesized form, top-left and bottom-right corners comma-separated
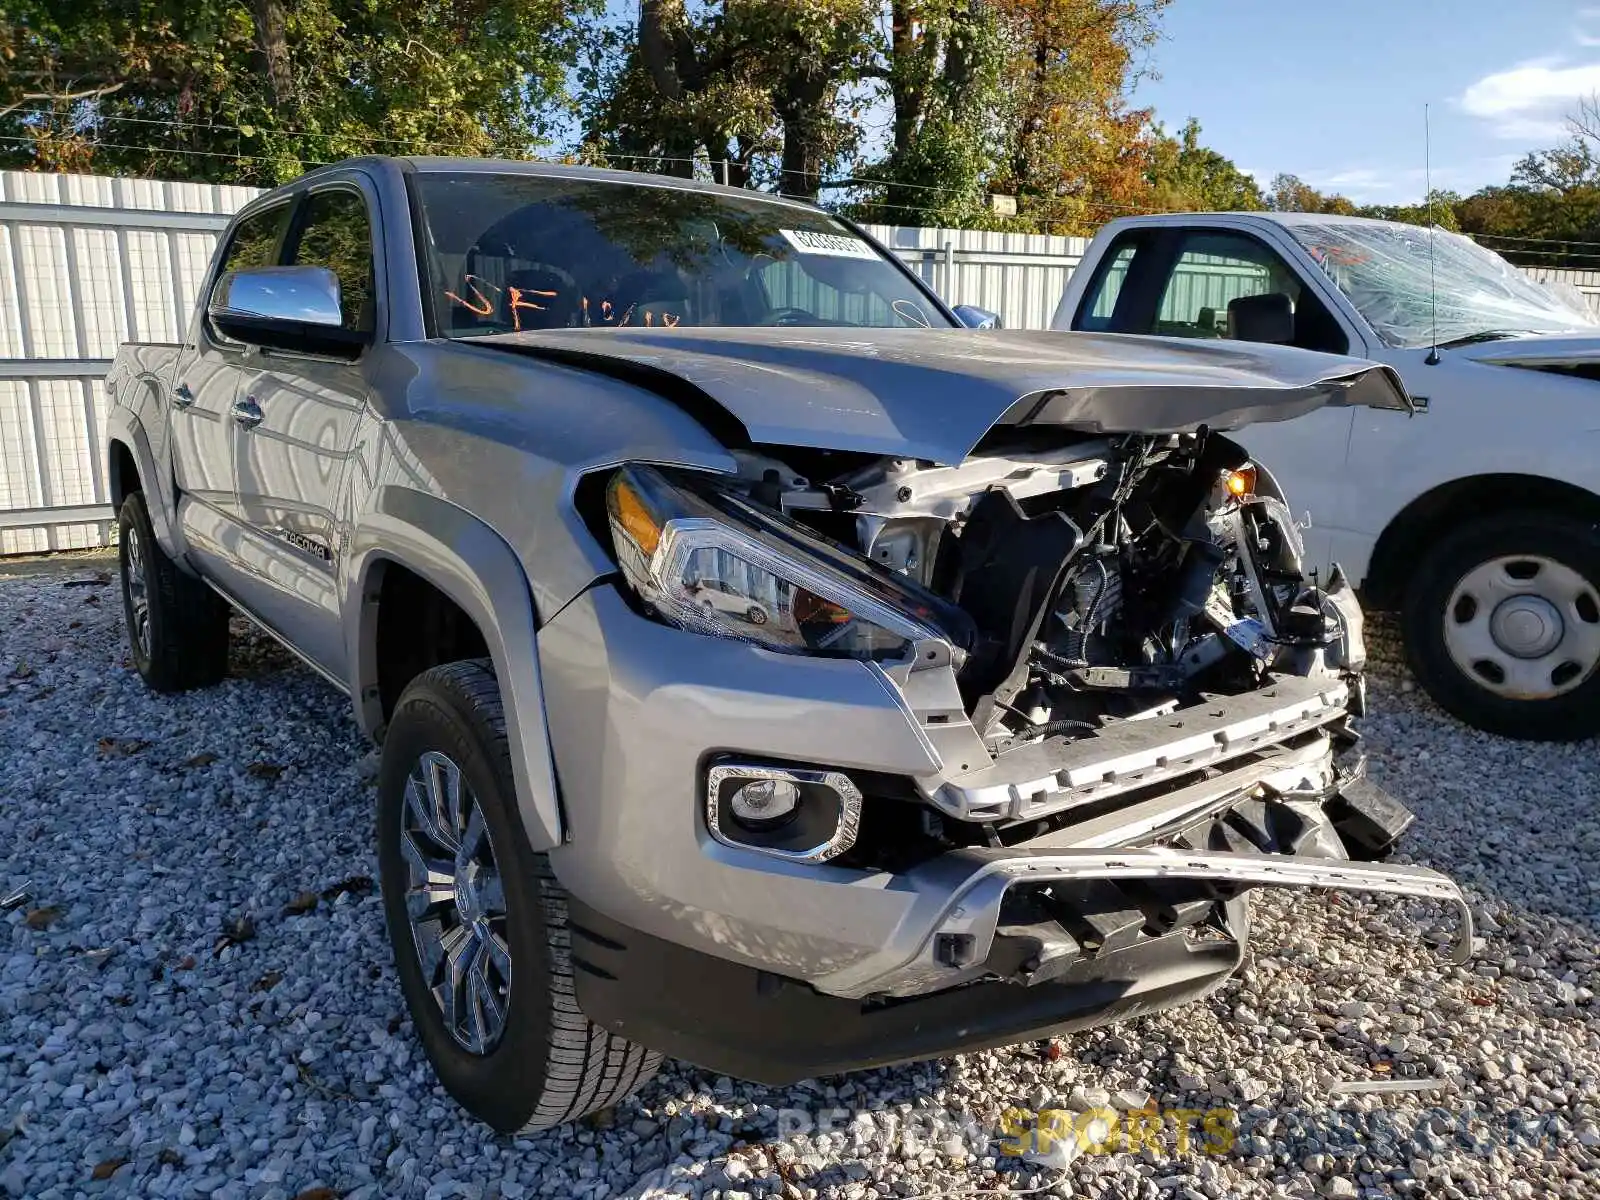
(820, 847, 1473, 999)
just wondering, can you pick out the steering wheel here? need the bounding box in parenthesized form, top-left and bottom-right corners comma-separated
(760, 307, 817, 326)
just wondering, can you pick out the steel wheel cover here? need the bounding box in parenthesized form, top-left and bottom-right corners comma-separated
(1443, 554, 1600, 701)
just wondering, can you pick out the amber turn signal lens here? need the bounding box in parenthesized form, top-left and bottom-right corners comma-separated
(1225, 465, 1257, 497)
(610, 477, 663, 557)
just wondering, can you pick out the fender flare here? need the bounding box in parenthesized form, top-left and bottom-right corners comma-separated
(344, 487, 564, 851)
(105, 402, 187, 560)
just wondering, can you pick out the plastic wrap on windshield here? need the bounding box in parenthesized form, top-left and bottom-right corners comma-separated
(1288, 222, 1595, 349)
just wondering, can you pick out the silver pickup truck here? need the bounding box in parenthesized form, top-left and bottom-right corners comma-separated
(104, 156, 1469, 1134)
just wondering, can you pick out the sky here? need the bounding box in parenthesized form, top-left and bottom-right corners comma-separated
(1131, 0, 1600, 203)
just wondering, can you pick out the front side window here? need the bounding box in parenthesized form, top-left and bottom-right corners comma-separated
(412, 172, 948, 335)
(287, 189, 376, 333)
(209, 204, 291, 339)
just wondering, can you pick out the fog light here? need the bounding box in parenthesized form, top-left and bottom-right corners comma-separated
(729, 777, 801, 827)
(705, 763, 863, 862)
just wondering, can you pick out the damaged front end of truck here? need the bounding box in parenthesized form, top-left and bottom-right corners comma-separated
(510, 328, 1471, 1083)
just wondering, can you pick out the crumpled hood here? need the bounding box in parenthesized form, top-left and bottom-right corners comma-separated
(482, 327, 1410, 464)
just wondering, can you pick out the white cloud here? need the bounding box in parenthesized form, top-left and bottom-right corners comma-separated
(1577, 7, 1600, 47)
(1458, 58, 1600, 141)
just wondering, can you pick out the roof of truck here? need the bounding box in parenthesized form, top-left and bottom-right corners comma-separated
(286, 154, 828, 212)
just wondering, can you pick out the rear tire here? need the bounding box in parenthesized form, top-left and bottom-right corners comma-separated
(377, 660, 660, 1132)
(117, 492, 229, 692)
(1402, 510, 1600, 740)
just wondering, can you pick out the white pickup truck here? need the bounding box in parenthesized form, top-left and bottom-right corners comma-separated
(1052, 212, 1600, 740)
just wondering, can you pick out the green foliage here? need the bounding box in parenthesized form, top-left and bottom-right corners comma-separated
(0, 0, 596, 183)
(1145, 118, 1263, 212)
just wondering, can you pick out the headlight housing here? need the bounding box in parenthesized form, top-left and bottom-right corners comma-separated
(605, 464, 972, 661)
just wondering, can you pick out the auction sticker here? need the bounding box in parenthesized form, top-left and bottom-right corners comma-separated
(779, 228, 880, 260)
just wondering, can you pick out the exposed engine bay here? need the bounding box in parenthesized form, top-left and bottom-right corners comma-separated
(721, 427, 1365, 754)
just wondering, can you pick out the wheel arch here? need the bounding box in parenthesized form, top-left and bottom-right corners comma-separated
(345, 487, 564, 851)
(1364, 473, 1600, 610)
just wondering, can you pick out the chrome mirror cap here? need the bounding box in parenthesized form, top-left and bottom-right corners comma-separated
(210, 265, 344, 329)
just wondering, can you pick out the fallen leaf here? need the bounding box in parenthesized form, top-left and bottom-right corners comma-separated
(157, 1148, 182, 1167)
(97, 737, 151, 758)
(177, 955, 196, 971)
(82, 593, 101, 605)
(90, 1157, 128, 1180)
(63, 573, 110, 588)
(283, 891, 319, 916)
(24, 906, 63, 930)
(183, 752, 219, 768)
(320, 875, 374, 901)
(214, 914, 256, 955)
(291, 1189, 340, 1200)
(246, 762, 285, 780)
(67, 620, 82, 630)
(585, 1106, 616, 1130)
(251, 969, 284, 992)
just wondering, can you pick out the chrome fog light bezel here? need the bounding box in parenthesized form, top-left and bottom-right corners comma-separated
(705, 762, 863, 863)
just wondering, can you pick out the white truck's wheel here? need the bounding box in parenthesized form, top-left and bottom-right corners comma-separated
(117, 492, 229, 692)
(1403, 511, 1600, 740)
(376, 659, 660, 1131)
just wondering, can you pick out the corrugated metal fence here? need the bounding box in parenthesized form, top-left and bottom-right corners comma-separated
(0, 170, 256, 553)
(5, 168, 1600, 552)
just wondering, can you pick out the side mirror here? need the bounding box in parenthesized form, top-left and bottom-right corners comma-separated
(952, 304, 1002, 330)
(1226, 293, 1294, 345)
(209, 266, 368, 358)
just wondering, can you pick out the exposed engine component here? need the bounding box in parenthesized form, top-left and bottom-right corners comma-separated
(727, 428, 1359, 757)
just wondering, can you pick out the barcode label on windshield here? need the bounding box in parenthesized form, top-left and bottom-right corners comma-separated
(779, 229, 880, 260)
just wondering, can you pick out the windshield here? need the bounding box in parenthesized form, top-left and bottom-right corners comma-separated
(1285, 221, 1596, 349)
(411, 171, 948, 335)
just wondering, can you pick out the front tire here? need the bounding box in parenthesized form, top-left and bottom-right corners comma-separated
(1402, 510, 1600, 740)
(117, 492, 229, 692)
(377, 660, 660, 1132)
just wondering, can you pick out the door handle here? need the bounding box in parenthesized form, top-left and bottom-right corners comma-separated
(231, 395, 264, 430)
(172, 382, 195, 408)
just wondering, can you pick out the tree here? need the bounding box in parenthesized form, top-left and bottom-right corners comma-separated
(1144, 117, 1262, 212)
(852, 1, 1011, 225)
(1, 1, 596, 183)
(984, 0, 1169, 234)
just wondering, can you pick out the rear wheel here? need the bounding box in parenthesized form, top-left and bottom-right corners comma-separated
(376, 660, 660, 1131)
(117, 492, 229, 692)
(1402, 511, 1600, 740)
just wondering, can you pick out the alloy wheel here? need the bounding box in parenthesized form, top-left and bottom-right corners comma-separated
(400, 750, 512, 1054)
(121, 523, 151, 660)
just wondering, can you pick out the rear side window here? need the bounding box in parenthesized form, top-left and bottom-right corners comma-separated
(288, 189, 377, 333)
(1077, 240, 1138, 330)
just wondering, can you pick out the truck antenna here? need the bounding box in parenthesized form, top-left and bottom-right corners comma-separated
(1425, 103, 1441, 365)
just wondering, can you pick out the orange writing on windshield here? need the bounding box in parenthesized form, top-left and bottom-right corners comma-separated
(446, 276, 682, 330)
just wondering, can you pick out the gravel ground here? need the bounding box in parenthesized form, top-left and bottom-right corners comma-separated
(0, 560, 1596, 1200)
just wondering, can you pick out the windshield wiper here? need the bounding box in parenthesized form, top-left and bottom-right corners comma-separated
(1433, 329, 1535, 349)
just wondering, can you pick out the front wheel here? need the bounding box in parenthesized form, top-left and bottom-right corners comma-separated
(1402, 511, 1600, 740)
(376, 660, 660, 1132)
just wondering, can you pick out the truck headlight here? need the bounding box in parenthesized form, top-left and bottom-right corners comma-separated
(605, 464, 970, 661)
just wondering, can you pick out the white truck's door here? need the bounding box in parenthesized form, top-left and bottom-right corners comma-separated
(1059, 221, 1372, 572)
